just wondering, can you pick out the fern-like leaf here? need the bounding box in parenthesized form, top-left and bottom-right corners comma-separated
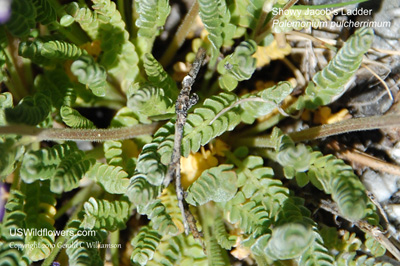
(91, 0, 141, 92)
(146, 234, 207, 265)
(298, 27, 374, 109)
(135, 0, 170, 53)
(0, 190, 31, 266)
(103, 139, 137, 175)
(217, 40, 257, 91)
(299, 229, 335, 266)
(38, 70, 77, 109)
(213, 214, 237, 249)
(272, 128, 369, 221)
(159, 92, 241, 164)
(81, 197, 130, 231)
(130, 226, 162, 266)
(5, 92, 51, 126)
(252, 223, 314, 261)
(60, 105, 95, 129)
(41, 40, 85, 60)
(240, 81, 293, 124)
(32, 0, 56, 25)
(222, 191, 270, 234)
(70, 55, 107, 97)
(186, 164, 237, 206)
(22, 181, 56, 261)
(127, 83, 175, 118)
(86, 162, 130, 194)
(125, 174, 162, 207)
(73, 7, 100, 40)
(144, 53, 179, 99)
(65, 220, 107, 266)
(20, 142, 95, 193)
(5, 0, 36, 37)
(198, 0, 223, 54)
(137, 199, 178, 235)
(19, 39, 54, 66)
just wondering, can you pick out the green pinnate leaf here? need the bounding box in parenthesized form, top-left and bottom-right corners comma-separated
(20, 142, 95, 193)
(257, 223, 314, 260)
(32, 0, 56, 25)
(135, 0, 170, 54)
(41, 40, 85, 60)
(71, 55, 107, 97)
(5, 0, 36, 37)
(186, 164, 237, 206)
(144, 53, 179, 99)
(217, 40, 257, 91)
(60, 106, 95, 129)
(127, 83, 175, 118)
(81, 197, 131, 231)
(299, 27, 374, 109)
(5, 92, 51, 126)
(86, 162, 130, 194)
(130, 226, 162, 266)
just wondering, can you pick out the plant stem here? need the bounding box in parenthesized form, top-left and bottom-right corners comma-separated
(0, 122, 161, 142)
(232, 115, 400, 148)
(159, 0, 199, 66)
(288, 115, 400, 142)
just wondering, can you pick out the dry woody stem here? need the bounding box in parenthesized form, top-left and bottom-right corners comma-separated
(164, 48, 206, 237)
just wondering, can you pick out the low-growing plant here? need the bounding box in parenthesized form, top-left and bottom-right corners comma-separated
(0, 0, 399, 265)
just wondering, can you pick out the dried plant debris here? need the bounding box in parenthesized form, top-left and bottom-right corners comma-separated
(1, 0, 400, 265)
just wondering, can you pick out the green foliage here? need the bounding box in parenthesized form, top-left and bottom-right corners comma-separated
(298, 27, 374, 109)
(0, 190, 31, 266)
(20, 142, 95, 193)
(159, 92, 241, 163)
(36, 70, 77, 109)
(60, 105, 95, 129)
(65, 220, 107, 266)
(147, 234, 207, 265)
(130, 226, 162, 266)
(103, 139, 137, 175)
(217, 40, 257, 91)
(143, 53, 178, 99)
(72, 7, 100, 40)
(198, 0, 223, 56)
(240, 81, 293, 124)
(126, 174, 162, 207)
(5, 92, 51, 126)
(135, 0, 170, 53)
(137, 199, 178, 235)
(198, 0, 236, 59)
(22, 181, 56, 261)
(299, 230, 335, 266)
(272, 128, 369, 221)
(186, 164, 237, 206)
(70, 55, 107, 97)
(81, 197, 131, 231)
(127, 83, 175, 118)
(86, 162, 130, 194)
(0, 1, 383, 264)
(41, 40, 85, 60)
(32, 0, 57, 25)
(19, 39, 54, 66)
(253, 223, 314, 260)
(213, 215, 237, 249)
(0, 137, 25, 178)
(5, 0, 36, 37)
